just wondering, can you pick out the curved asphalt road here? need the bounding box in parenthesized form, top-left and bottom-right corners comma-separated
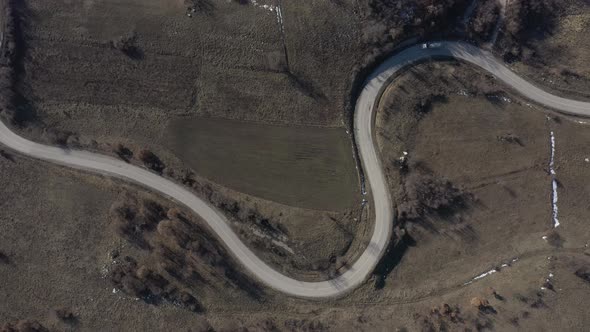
(0, 41, 588, 298)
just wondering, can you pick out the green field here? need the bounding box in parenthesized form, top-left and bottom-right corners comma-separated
(163, 117, 359, 211)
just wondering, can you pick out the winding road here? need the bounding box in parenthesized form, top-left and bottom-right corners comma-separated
(1, 41, 589, 298)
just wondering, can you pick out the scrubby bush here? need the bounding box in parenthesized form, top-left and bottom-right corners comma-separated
(42, 128, 76, 147)
(137, 149, 165, 174)
(54, 307, 76, 322)
(575, 267, 590, 283)
(114, 144, 133, 162)
(367, 0, 469, 44)
(111, 32, 143, 59)
(398, 171, 466, 221)
(110, 198, 167, 249)
(0, 250, 9, 264)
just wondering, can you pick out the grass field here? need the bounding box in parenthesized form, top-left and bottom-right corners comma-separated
(24, 0, 364, 127)
(162, 116, 359, 211)
(20, 0, 365, 212)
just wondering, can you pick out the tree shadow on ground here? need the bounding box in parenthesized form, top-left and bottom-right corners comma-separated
(373, 230, 416, 289)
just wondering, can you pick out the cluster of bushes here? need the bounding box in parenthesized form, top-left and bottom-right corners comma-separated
(110, 198, 167, 249)
(499, 0, 561, 62)
(109, 196, 264, 310)
(113, 144, 166, 174)
(199, 183, 288, 240)
(110, 256, 202, 312)
(365, 0, 468, 45)
(397, 170, 467, 221)
(467, 0, 501, 42)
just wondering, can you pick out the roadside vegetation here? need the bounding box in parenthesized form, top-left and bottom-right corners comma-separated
(108, 194, 265, 309)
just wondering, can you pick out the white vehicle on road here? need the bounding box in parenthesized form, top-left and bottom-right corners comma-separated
(422, 42, 442, 49)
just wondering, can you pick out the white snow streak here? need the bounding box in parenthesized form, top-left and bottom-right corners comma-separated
(473, 269, 498, 281)
(275, 3, 285, 36)
(463, 258, 519, 285)
(252, 228, 294, 254)
(549, 131, 560, 228)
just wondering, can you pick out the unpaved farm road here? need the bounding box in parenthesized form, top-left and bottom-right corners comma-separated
(0, 41, 589, 298)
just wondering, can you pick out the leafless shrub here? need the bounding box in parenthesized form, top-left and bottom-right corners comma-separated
(0, 250, 9, 264)
(110, 32, 143, 60)
(114, 144, 133, 162)
(470, 297, 496, 314)
(137, 149, 165, 174)
(41, 128, 77, 147)
(414, 94, 448, 117)
(496, 133, 523, 146)
(54, 307, 76, 323)
(574, 266, 590, 284)
(110, 198, 167, 250)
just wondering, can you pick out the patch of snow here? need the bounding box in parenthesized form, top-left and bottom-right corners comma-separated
(251, 228, 295, 254)
(249, 0, 276, 13)
(548, 131, 560, 228)
(464, 269, 498, 285)
(464, 257, 519, 285)
(275, 3, 285, 35)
